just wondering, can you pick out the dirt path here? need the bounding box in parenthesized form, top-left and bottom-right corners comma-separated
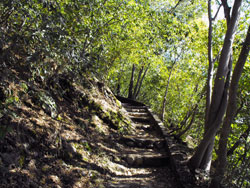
(105, 102, 179, 188)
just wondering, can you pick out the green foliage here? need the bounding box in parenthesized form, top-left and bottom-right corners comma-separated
(82, 141, 92, 153)
(0, 85, 20, 139)
(1, 0, 250, 186)
(223, 65, 250, 187)
(89, 99, 131, 132)
(30, 90, 58, 118)
(1, 0, 144, 79)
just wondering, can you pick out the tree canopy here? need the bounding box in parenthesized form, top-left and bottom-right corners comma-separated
(1, 0, 250, 187)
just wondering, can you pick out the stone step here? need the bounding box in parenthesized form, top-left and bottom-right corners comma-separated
(134, 130, 161, 139)
(122, 103, 146, 108)
(105, 184, 129, 188)
(128, 112, 149, 118)
(133, 124, 155, 131)
(129, 115, 149, 120)
(120, 147, 155, 154)
(130, 117, 152, 123)
(122, 104, 147, 111)
(120, 136, 166, 149)
(106, 183, 145, 188)
(125, 108, 148, 113)
(106, 181, 154, 188)
(123, 153, 169, 167)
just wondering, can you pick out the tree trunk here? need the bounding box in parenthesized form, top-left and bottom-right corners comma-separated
(135, 64, 150, 99)
(176, 105, 198, 138)
(128, 64, 135, 99)
(221, 0, 231, 25)
(188, 68, 230, 169)
(188, 0, 242, 171)
(210, 23, 250, 188)
(161, 62, 176, 121)
(176, 89, 204, 138)
(205, 0, 214, 124)
(179, 111, 192, 130)
(200, 0, 222, 170)
(116, 83, 121, 95)
(206, 0, 222, 124)
(132, 65, 144, 99)
(128, 64, 149, 100)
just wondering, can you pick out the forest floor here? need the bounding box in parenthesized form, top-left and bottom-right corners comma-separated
(0, 64, 206, 188)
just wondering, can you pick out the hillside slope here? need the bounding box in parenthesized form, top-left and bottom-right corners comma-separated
(0, 64, 135, 187)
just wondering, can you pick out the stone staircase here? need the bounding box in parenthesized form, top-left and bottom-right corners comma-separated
(105, 97, 191, 188)
(120, 102, 169, 167)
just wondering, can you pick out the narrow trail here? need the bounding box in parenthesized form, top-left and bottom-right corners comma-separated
(105, 99, 181, 188)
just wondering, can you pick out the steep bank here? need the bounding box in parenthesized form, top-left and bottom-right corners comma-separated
(0, 64, 132, 187)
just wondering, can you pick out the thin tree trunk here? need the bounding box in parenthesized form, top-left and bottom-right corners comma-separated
(135, 64, 150, 99)
(205, 0, 214, 125)
(189, 59, 232, 170)
(161, 62, 176, 121)
(227, 125, 250, 156)
(132, 65, 144, 99)
(188, 0, 242, 171)
(169, 109, 194, 135)
(179, 111, 192, 130)
(176, 89, 204, 138)
(206, 0, 222, 124)
(128, 64, 135, 99)
(176, 84, 204, 132)
(210, 24, 250, 188)
(212, 101, 246, 167)
(207, 4, 239, 126)
(176, 105, 198, 138)
(221, 0, 231, 25)
(201, 0, 222, 171)
(116, 83, 121, 95)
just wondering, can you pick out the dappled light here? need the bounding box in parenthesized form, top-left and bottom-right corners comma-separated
(0, 0, 250, 187)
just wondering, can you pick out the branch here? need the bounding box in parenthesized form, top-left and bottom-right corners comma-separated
(212, 47, 222, 63)
(221, 0, 231, 24)
(212, 4, 222, 21)
(168, 0, 183, 13)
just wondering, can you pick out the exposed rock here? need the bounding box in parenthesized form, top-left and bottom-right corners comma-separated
(135, 157, 143, 166)
(28, 159, 37, 170)
(126, 154, 135, 165)
(126, 141, 135, 147)
(62, 139, 77, 157)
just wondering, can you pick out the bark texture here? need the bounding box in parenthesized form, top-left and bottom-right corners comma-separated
(188, 0, 242, 171)
(128, 64, 135, 99)
(161, 62, 176, 121)
(128, 64, 150, 100)
(205, 0, 214, 124)
(210, 23, 250, 188)
(135, 64, 149, 99)
(133, 65, 144, 99)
